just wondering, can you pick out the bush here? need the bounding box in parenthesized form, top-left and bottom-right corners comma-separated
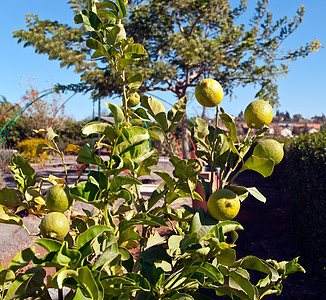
(0, 149, 16, 172)
(282, 129, 326, 280)
(15, 138, 49, 163)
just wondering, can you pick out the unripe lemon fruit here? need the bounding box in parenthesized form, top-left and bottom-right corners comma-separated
(40, 212, 70, 241)
(127, 92, 140, 107)
(253, 139, 284, 165)
(244, 100, 273, 129)
(195, 78, 224, 107)
(45, 185, 71, 213)
(207, 189, 240, 221)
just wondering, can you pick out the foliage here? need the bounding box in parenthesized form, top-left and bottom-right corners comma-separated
(281, 129, 326, 285)
(13, 0, 321, 157)
(15, 138, 50, 163)
(0, 1, 305, 299)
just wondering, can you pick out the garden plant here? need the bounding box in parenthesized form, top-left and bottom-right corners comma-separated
(0, 1, 305, 299)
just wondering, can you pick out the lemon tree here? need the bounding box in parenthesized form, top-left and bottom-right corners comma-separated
(39, 212, 70, 240)
(0, 1, 305, 299)
(207, 189, 240, 221)
(45, 184, 71, 212)
(244, 100, 273, 129)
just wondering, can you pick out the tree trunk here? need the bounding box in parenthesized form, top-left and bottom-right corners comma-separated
(181, 114, 190, 159)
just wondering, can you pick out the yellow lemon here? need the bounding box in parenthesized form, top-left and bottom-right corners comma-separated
(244, 100, 273, 129)
(207, 189, 240, 221)
(195, 78, 224, 107)
(253, 139, 284, 165)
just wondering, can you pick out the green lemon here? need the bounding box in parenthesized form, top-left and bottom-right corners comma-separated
(207, 189, 240, 221)
(253, 139, 284, 165)
(195, 78, 224, 107)
(39, 212, 70, 240)
(45, 185, 71, 213)
(244, 100, 273, 129)
(127, 92, 140, 107)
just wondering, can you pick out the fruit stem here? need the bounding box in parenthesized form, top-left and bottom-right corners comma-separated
(121, 70, 129, 123)
(210, 106, 219, 194)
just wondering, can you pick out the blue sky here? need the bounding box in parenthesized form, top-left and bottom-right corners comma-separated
(0, 0, 325, 121)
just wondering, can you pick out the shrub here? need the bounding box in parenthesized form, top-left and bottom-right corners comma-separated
(15, 138, 49, 163)
(0, 149, 16, 172)
(282, 129, 326, 280)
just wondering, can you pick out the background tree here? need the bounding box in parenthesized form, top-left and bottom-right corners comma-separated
(13, 0, 321, 157)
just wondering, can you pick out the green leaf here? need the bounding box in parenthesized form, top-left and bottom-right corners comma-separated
(78, 266, 104, 300)
(76, 225, 113, 250)
(118, 226, 142, 246)
(98, 0, 119, 14)
(8, 155, 36, 193)
(5, 273, 34, 300)
(194, 118, 210, 146)
(0, 205, 23, 226)
(56, 241, 82, 269)
(34, 238, 62, 252)
(243, 156, 274, 177)
(130, 107, 151, 121)
(127, 72, 143, 93)
(52, 268, 79, 290)
(124, 273, 151, 291)
(148, 126, 164, 142)
(220, 112, 238, 142)
(86, 38, 109, 59)
(77, 144, 104, 167)
(110, 174, 142, 192)
(0, 188, 21, 208)
(116, 0, 127, 17)
(125, 44, 146, 55)
(170, 294, 194, 300)
(117, 58, 136, 70)
(141, 95, 167, 131)
(36, 143, 54, 156)
(81, 122, 116, 140)
(7, 247, 35, 273)
(154, 171, 175, 190)
(174, 159, 202, 179)
(198, 262, 224, 284)
(235, 256, 280, 282)
(70, 180, 103, 209)
(217, 248, 236, 266)
(246, 187, 266, 203)
(120, 213, 168, 232)
(228, 270, 258, 300)
(79, 9, 102, 31)
(0, 270, 15, 292)
(167, 96, 187, 131)
(145, 231, 167, 250)
(104, 102, 124, 126)
(225, 185, 249, 202)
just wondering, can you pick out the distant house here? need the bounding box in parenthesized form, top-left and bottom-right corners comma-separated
(280, 128, 292, 137)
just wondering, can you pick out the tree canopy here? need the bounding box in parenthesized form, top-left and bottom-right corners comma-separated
(13, 0, 320, 105)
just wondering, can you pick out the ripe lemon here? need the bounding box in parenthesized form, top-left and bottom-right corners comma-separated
(207, 189, 240, 221)
(45, 185, 71, 213)
(127, 92, 140, 107)
(253, 139, 284, 165)
(244, 100, 273, 129)
(39, 212, 70, 240)
(195, 78, 224, 107)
